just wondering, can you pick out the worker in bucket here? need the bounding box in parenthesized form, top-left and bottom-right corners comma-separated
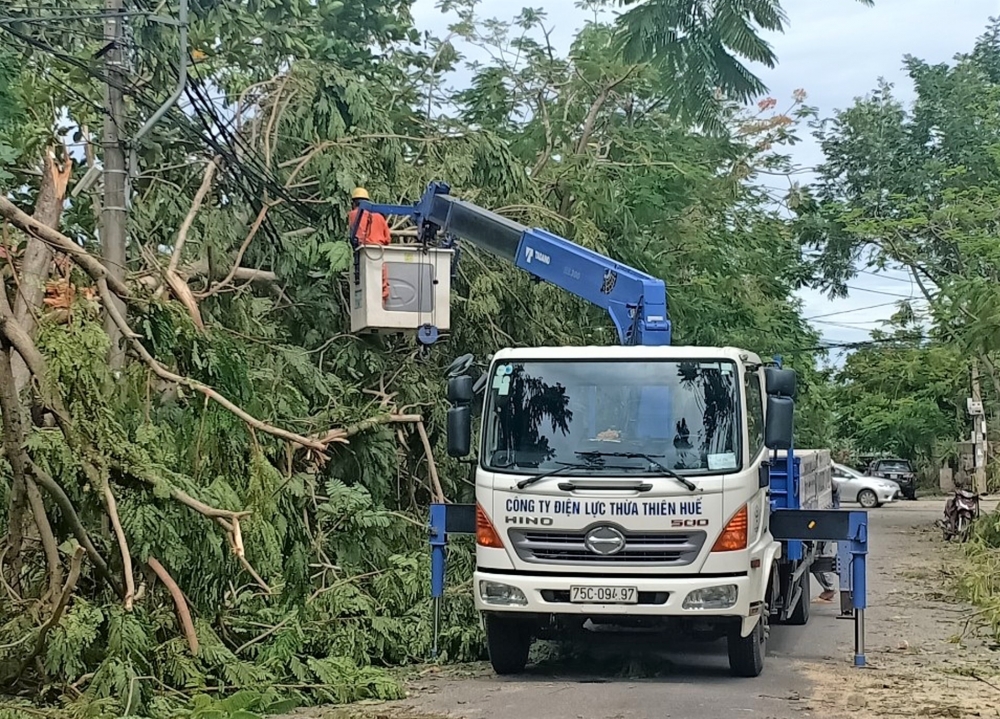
(348, 187, 391, 303)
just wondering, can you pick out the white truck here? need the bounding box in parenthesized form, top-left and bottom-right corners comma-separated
(345, 181, 861, 676)
(447, 345, 834, 677)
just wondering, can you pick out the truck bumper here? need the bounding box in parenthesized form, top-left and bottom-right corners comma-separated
(474, 570, 754, 620)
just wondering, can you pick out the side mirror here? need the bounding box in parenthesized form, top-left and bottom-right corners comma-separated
(764, 367, 797, 399)
(447, 406, 472, 457)
(447, 375, 474, 404)
(765, 396, 794, 450)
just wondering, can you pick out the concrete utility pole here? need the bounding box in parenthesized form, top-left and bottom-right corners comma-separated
(970, 359, 989, 495)
(102, 0, 128, 371)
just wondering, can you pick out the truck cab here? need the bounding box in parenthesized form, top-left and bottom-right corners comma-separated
(449, 345, 797, 677)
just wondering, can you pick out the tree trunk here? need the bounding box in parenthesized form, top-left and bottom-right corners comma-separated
(10, 149, 71, 393)
(0, 338, 32, 594)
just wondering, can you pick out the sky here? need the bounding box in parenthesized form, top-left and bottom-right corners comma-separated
(409, 0, 1000, 359)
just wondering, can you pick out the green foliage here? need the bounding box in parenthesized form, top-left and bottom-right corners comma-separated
(834, 325, 965, 462)
(798, 17, 1000, 464)
(615, 0, 874, 130)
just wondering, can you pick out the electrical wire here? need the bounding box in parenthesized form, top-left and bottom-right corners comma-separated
(856, 268, 916, 284)
(803, 300, 908, 320)
(2, 18, 326, 253)
(842, 284, 920, 299)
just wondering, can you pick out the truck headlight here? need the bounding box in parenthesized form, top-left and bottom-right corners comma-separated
(682, 585, 739, 610)
(479, 580, 528, 607)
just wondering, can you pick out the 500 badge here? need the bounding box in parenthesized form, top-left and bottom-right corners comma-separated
(670, 518, 709, 528)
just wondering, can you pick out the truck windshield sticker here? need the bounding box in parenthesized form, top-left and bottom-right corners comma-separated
(707, 452, 737, 470)
(502, 497, 704, 521)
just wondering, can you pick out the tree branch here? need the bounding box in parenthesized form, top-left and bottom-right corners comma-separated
(95, 278, 328, 453)
(25, 480, 62, 601)
(102, 481, 135, 611)
(414, 419, 445, 503)
(165, 157, 219, 281)
(147, 557, 198, 655)
(0, 342, 31, 595)
(0, 196, 130, 299)
(26, 458, 123, 599)
(16, 546, 85, 682)
(314, 413, 423, 445)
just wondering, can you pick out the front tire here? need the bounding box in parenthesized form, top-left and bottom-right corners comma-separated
(728, 614, 767, 677)
(485, 615, 532, 675)
(729, 570, 772, 677)
(956, 516, 970, 542)
(857, 489, 879, 509)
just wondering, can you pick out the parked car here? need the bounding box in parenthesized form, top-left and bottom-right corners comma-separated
(866, 457, 917, 500)
(832, 463, 901, 508)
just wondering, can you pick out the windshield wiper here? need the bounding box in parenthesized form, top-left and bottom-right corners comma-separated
(575, 451, 699, 492)
(516, 460, 604, 489)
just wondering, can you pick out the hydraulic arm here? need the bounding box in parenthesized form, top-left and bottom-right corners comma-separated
(353, 181, 671, 346)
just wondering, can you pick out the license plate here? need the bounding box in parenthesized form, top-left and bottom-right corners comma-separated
(570, 586, 638, 604)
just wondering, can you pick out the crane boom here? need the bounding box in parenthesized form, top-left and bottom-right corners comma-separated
(353, 181, 671, 346)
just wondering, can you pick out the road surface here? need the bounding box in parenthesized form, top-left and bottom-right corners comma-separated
(306, 498, 1000, 719)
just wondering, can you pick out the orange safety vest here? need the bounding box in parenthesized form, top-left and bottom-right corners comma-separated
(349, 208, 391, 246)
(349, 208, 391, 301)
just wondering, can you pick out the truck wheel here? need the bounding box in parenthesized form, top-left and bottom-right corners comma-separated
(857, 489, 879, 508)
(728, 613, 766, 677)
(485, 615, 531, 675)
(785, 570, 810, 626)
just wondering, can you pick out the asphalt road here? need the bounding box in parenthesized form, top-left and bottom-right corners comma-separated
(309, 496, 998, 719)
(353, 501, 919, 719)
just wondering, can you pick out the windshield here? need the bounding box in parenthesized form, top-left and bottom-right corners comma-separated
(482, 359, 741, 475)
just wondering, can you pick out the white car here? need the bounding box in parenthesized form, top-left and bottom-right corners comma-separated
(832, 463, 901, 508)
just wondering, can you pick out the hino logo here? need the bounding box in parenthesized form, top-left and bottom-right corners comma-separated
(506, 516, 554, 526)
(584, 525, 626, 556)
(524, 247, 551, 265)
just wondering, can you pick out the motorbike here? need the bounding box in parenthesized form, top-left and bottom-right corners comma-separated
(940, 488, 980, 542)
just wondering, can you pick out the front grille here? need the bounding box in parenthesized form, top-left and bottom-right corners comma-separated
(508, 527, 706, 566)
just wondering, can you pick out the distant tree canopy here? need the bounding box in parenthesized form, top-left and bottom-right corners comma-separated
(791, 18, 1000, 470)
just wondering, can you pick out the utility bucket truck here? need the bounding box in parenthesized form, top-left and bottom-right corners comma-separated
(349, 182, 870, 678)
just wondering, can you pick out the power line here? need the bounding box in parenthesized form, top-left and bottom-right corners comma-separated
(780, 334, 931, 355)
(804, 300, 905, 320)
(843, 284, 919, 299)
(811, 319, 889, 329)
(856, 268, 916, 284)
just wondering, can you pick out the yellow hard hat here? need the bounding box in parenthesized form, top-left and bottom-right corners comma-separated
(351, 187, 370, 200)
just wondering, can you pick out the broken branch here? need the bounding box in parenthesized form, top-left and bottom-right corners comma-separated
(16, 546, 85, 680)
(102, 481, 135, 611)
(96, 278, 328, 453)
(0, 196, 130, 299)
(196, 203, 273, 299)
(147, 557, 199, 656)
